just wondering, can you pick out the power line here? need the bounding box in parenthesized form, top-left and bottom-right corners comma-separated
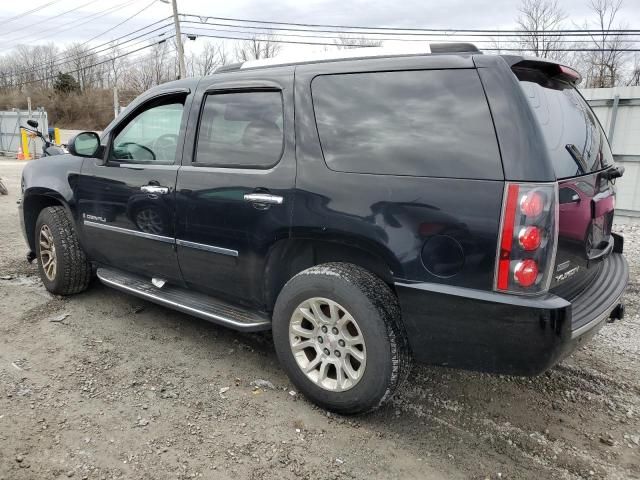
(181, 15, 640, 39)
(0, 0, 63, 25)
(182, 30, 640, 52)
(0, 0, 139, 52)
(182, 13, 640, 36)
(1, 23, 174, 81)
(77, 0, 161, 48)
(9, 39, 173, 88)
(181, 22, 640, 46)
(0, 0, 103, 40)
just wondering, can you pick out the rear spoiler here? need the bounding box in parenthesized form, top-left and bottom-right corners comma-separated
(500, 55, 582, 86)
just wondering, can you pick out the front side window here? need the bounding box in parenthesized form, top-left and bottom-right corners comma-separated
(195, 91, 284, 168)
(311, 69, 502, 179)
(111, 100, 185, 164)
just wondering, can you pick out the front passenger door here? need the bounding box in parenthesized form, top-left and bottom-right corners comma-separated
(77, 91, 190, 283)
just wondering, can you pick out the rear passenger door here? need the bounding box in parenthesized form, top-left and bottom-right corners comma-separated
(175, 68, 295, 309)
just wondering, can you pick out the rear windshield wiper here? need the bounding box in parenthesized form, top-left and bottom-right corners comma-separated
(565, 144, 588, 174)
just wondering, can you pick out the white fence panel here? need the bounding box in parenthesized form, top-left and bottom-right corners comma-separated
(582, 86, 640, 222)
(0, 110, 49, 157)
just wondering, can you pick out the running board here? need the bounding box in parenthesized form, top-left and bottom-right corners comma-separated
(96, 267, 271, 332)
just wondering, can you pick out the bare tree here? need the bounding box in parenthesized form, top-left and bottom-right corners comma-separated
(516, 0, 568, 61)
(64, 43, 100, 90)
(106, 43, 127, 89)
(192, 41, 229, 76)
(628, 54, 640, 86)
(579, 0, 629, 87)
(334, 35, 383, 49)
(234, 35, 281, 62)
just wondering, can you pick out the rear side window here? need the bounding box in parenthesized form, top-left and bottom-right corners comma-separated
(195, 91, 284, 168)
(519, 79, 613, 179)
(311, 69, 502, 179)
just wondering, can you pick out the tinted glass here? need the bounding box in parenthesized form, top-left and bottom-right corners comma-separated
(112, 102, 184, 164)
(311, 69, 502, 179)
(520, 80, 613, 179)
(195, 91, 284, 168)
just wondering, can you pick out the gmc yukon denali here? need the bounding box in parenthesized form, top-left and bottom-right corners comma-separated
(19, 44, 629, 414)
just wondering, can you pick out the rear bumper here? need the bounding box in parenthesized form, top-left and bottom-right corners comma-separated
(395, 253, 628, 376)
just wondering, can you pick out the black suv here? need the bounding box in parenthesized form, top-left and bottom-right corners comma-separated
(19, 45, 628, 414)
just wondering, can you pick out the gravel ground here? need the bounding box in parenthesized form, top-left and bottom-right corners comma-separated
(1, 159, 639, 480)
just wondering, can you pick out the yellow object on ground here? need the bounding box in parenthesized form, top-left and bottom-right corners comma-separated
(20, 129, 31, 160)
(54, 127, 61, 146)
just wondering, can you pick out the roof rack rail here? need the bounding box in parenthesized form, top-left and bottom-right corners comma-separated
(236, 43, 480, 70)
(430, 43, 480, 54)
(208, 44, 481, 74)
(215, 62, 242, 73)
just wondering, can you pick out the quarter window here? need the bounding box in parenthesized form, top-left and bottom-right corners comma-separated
(195, 91, 284, 168)
(311, 69, 502, 179)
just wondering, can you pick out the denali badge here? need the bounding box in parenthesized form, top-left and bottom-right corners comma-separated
(555, 266, 580, 282)
(83, 214, 106, 223)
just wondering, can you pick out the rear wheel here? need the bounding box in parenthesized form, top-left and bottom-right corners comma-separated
(35, 206, 92, 295)
(272, 263, 411, 414)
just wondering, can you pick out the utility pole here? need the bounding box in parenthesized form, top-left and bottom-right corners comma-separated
(113, 86, 119, 119)
(161, 0, 186, 79)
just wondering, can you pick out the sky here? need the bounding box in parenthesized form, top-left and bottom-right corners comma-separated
(0, 0, 638, 58)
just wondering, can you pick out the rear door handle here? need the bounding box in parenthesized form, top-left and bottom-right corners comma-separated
(243, 193, 284, 205)
(141, 185, 169, 195)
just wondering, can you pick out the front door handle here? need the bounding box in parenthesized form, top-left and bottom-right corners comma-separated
(243, 193, 284, 205)
(141, 185, 169, 195)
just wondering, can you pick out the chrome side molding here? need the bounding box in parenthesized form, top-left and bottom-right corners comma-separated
(83, 220, 174, 244)
(176, 239, 238, 257)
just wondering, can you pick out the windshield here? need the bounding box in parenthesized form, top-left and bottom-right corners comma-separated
(519, 79, 613, 179)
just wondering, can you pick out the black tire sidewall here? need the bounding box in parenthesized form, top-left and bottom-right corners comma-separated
(273, 271, 395, 414)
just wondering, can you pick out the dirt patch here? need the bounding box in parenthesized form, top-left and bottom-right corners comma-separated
(1, 160, 638, 480)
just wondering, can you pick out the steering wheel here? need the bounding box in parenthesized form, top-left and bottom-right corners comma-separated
(117, 142, 156, 161)
(153, 134, 179, 161)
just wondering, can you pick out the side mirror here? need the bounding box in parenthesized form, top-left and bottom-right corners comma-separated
(27, 119, 38, 128)
(68, 132, 101, 158)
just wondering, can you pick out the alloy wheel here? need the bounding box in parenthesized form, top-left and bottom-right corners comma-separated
(289, 297, 367, 392)
(39, 224, 57, 281)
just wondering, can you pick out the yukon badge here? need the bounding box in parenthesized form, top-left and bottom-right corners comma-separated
(556, 266, 580, 282)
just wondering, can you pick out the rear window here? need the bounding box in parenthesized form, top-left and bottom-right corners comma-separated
(519, 79, 613, 179)
(311, 69, 502, 179)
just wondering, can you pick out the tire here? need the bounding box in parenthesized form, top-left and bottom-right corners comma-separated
(272, 262, 411, 414)
(35, 206, 92, 295)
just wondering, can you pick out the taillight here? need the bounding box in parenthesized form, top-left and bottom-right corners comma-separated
(518, 226, 541, 251)
(495, 182, 558, 294)
(514, 259, 538, 287)
(520, 192, 544, 218)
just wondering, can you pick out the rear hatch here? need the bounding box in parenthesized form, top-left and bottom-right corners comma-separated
(513, 60, 619, 295)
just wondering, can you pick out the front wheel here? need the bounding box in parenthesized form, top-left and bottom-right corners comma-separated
(35, 206, 92, 295)
(272, 263, 411, 414)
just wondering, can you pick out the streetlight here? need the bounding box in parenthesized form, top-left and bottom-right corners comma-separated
(159, 0, 186, 79)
